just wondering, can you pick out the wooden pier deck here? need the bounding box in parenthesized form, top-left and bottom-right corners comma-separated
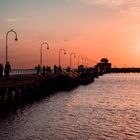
(0, 74, 55, 88)
(0, 70, 96, 105)
(0, 73, 63, 104)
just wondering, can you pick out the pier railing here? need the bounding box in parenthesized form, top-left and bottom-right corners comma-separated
(9, 68, 95, 76)
(10, 68, 67, 76)
(10, 69, 37, 75)
(10, 69, 71, 76)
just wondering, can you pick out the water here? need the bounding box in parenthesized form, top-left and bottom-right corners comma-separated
(0, 73, 140, 140)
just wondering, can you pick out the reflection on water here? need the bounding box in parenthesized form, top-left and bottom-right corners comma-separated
(0, 73, 140, 139)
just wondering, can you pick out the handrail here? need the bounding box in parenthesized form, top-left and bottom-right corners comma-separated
(5, 67, 94, 76)
(10, 69, 37, 75)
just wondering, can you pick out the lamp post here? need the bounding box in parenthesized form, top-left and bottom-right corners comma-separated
(40, 42, 49, 70)
(85, 57, 90, 67)
(78, 55, 83, 67)
(70, 52, 76, 69)
(90, 59, 93, 67)
(6, 29, 18, 64)
(59, 49, 66, 67)
(84, 57, 87, 67)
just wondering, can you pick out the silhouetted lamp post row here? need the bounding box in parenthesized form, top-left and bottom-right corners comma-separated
(6, 29, 18, 64)
(85, 57, 91, 67)
(40, 42, 49, 69)
(90, 59, 93, 66)
(70, 52, 76, 69)
(78, 55, 83, 66)
(59, 49, 66, 67)
(5, 29, 95, 69)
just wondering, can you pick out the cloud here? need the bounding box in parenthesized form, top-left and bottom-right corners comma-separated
(77, 0, 140, 16)
(79, 0, 124, 7)
(120, 6, 140, 16)
(6, 17, 26, 22)
(117, 24, 140, 32)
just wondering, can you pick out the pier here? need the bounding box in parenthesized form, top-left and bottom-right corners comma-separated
(0, 68, 96, 105)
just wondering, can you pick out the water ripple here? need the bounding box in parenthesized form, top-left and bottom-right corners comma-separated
(0, 73, 140, 139)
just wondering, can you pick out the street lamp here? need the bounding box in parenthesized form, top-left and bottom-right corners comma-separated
(85, 57, 90, 67)
(93, 60, 98, 67)
(40, 42, 49, 69)
(59, 49, 66, 67)
(84, 57, 86, 67)
(90, 59, 93, 67)
(78, 55, 83, 67)
(70, 52, 76, 69)
(6, 29, 18, 64)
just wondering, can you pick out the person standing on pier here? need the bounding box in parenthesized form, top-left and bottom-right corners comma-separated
(58, 65, 62, 74)
(4, 62, 11, 77)
(54, 65, 57, 74)
(67, 66, 70, 73)
(43, 65, 46, 75)
(0, 64, 3, 78)
(48, 66, 51, 73)
(36, 65, 41, 74)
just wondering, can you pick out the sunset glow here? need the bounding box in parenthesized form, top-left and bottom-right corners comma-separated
(1, 0, 140, 68)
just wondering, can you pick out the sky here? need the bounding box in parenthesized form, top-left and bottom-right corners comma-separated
(1, 0, 140, 68)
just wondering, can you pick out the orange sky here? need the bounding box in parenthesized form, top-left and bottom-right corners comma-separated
(1, 0, 140, 68)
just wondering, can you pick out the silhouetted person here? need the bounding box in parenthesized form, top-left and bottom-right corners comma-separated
(46, 66, 48, 73)
(46, 66, 50, 73)
(43, 65, 46, 75)
(4, 62, 11, 77)
(54, 65, 57, 74)
(48, 66, 51, 73)
(0, 64, 3, 78)
(36, 65, 41, 74)
(58, 66, 61, 74)
(67, 66, 70, 72)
